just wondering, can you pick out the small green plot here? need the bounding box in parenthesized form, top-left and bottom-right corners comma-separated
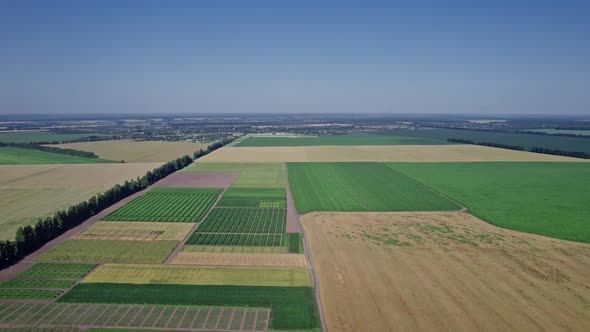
(102, 187, 222, 222)
(0, 279, 75, 289)
(17, 263, 97, 279)
(0, 289, 63, 300)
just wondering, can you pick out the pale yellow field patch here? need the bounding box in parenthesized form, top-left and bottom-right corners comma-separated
(47, 140, 209, 162)
(198, 144, 587, 162)
(171, 252, 308, 267)
(0, 162, 162, 240)
(83, 263, 311, 287)
(75, 221, 194, 241)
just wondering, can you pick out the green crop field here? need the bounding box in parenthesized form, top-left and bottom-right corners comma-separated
(0, 147, 114, 164)
(37, 240, 178, 264)
(60, 283, 321, 330)
(236, 134, 449, 146)
(83, 264, 311, 287)
(526, 129, 590, 136)
(388, 162, 590, 243)
(382, 128, 590, 153)
(0, 279, 75, 289)
(0, 132, 107, 144)
(102, 187, 221, 222)
(0, 289, 63, 300)
(288, 162, 462, 213)
(182, 162, 286, 188)
(17, 263, 97, 279)
(187, 207, 286, 247)
(217, 188, 287, 208)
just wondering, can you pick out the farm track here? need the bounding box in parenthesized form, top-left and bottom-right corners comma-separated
(285, 168, 327, 332)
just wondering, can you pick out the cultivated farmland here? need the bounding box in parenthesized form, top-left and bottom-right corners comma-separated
(0, 132, 107, 144)
(102, 187, 221, 222)
(0, 146, 114, 165)
(76, 221, 194, 241)
(182, 162, 286, 188)
(171, 252, 308, 267)
(0, 162, 162, 240)
(17, 263, 97, 279)
(37, 239, 178, 264)
(302, 211, 590, 331)
(288, 162, 461, 213)
(389, 162, 590, 243)
(236, 134, 449, 146)
(49, 140, 209, 162)
(83, 264, 311, 287)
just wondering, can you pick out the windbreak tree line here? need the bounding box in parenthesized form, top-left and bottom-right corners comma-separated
(447, 138, 589, 158)
(0, 142, 101, 159)
(0, 137, 235, 268)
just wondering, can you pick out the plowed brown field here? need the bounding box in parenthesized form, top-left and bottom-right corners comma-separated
(302, 211, 590, 332)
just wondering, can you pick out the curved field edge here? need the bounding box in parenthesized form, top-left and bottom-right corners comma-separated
(287, 162, 461, 213)
(59, 283, 321, 330)
(387, 162, 590, 243)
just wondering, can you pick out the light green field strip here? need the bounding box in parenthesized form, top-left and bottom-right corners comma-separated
(76, 221, 195, 241)
(83, 264, 311, 287)
(0, 146, 115, 164)
(182, 162, 286, 188)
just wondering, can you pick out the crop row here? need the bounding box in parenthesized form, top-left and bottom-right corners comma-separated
(103, 189, 220, 222)
(196, 207, 285, 234)
(0, 279, 75, 289)
(187, 233, 283, 247)
(216, 198, 286, 208)
(222, 187, 286, 199)
(17, 263, 97, 279)
(0, 289, 63, 300)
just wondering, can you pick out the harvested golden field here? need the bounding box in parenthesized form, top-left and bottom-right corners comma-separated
(198, 145, 587, 162)
(75, 221, 194, 241)
(171, 252, 308, 267)
(302, 211, 590, 332)
(0, 162, 161, 240)
(84, 263, 311, 287)
(48, 140, 209, 162)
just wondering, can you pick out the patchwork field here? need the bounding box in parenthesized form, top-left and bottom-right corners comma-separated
(172, 252, 307, 267)
(102, 187, 221, 222)
(17, 263, 96, 279)
(288, 162, 461, 213)
(48, 140, 209, 162)
(0, 146, 114, 164)
(0, 132, 107, 144)
(389, 162, 590, 243)
(60, 283, 320, 330)
(75, 221, 194, 241)
(37, 239, 178, 264)
(236, 134, 449, 146)
(0, 303, 270, 331)
(182, 162, 286, 188)
(302, 211, 590, 331)
(0, 162, 163, 240)
(197, 144, 586, 162)
(83, 264, 311, 287)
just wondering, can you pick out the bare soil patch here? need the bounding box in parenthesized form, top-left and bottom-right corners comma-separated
(198, 145, 586, 162)
(47, 140, 209, 162)
(302, 211, 590, 332)
(170, 252, 307, 267)
(153, 172, 239, 188)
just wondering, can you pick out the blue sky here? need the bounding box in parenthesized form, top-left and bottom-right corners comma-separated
(0, 1, 589, 114)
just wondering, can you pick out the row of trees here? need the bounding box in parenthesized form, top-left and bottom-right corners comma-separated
(448, 138, 589, 159)
(10, 143, 101, 159)
(0, 137, 235, 268)
(447, 138, 524, 151)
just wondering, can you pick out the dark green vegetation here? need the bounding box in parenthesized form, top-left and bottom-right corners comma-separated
(187, 208, 286, 247)
(60, 283, 320, 330)
(0, 132, 107, 144)
(237, 134, 448, 146)
(384, 128, 590, 154)
(17, 263, 97, 279)
(287, 233, 304, 254)
(0, 146, 114, 164)
(0, 289, 62, 300)
(288, 162, 461, 213)
(389, 162, 590, 243)
(103, 188, 221, 222)
(217, 188, 287, 208)
(0, 279, 75, 289)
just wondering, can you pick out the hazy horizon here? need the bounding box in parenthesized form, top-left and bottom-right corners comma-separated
(1, 1, 589, 115)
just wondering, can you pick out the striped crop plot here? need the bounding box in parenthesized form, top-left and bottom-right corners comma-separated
(17, 263, 97, 279)
(102, 187, 222, 222)
(186, 188, 288, 249)
(75, 221, 194, 241)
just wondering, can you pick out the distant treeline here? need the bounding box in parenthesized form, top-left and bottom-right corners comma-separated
(448, 138, 589, 159)
(0, 137, 235, 269)
(6, 143, 101, 159)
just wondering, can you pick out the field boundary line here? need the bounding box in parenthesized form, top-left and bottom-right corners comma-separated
(164, 181, 234, 264)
